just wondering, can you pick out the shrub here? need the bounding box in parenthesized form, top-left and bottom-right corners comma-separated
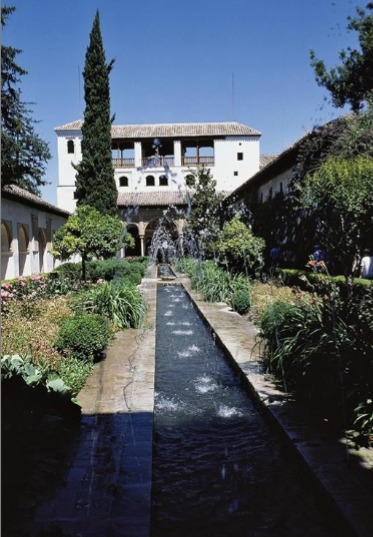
(352, 399, 373, 443)
(57, 357, 93, 397)
(176, 257, 198, 277)
(74, 280, 146, 329)
(54, 262, 82, 283)
(110, 281, 146, 328)
(86, 258, 148, 283)
(230, 289, 251, 314)
(54, 313, 110, 362)
(259, 289, 373, 428)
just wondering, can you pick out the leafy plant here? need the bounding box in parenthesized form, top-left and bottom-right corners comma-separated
(1, 354, 72, 396)
(230, 289, 251, 314)
(77, 280, 146, 329)
(57, 357, 93, 397)
(54, 313, 110, 362)
(353, 399, 373, 440)
(214, 213, 265, 275)
(176, 257, 198, 277)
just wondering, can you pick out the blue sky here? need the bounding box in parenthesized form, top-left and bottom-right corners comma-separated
(4, 0, 366, 205)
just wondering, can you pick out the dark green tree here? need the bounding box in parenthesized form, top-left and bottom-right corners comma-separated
(74, 10, 117, 216)
(1, 6, 51, 195)
(310, 3, 373, 111)
(185, 167, 224, 258)
(296, 155, 373, 278)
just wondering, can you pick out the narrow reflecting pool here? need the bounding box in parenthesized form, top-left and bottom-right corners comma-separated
(151, 285, 337, 537)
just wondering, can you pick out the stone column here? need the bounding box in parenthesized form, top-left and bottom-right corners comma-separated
(140, 235, 145, 257)
(174, 140, 182, 166)
(135, 141, 142, 167)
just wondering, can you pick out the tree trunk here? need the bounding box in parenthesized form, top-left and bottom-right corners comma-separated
(81, 253, 87, 281)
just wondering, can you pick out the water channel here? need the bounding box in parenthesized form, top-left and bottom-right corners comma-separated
(150, 284, 337, 537)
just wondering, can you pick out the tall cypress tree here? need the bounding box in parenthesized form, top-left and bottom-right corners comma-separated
(75, 10, 117, 216)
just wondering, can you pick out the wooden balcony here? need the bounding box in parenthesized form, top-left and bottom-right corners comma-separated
(181, 156, 214, 166)
(112, 158, 135, 168)
(112, 156, 214, 168)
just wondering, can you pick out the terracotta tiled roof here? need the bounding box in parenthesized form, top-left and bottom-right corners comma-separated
(55, 120, 261, 138)
(2, 184, 70, 216)
(260, 153, 279, 169)
(54, 119, 83, 131)
(117, 190, 190, 207)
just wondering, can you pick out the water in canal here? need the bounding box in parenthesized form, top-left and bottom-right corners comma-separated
(150, 285, 337, 537)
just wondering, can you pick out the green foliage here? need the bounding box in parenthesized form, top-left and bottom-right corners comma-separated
(230, 289, 251, 314)
(54, 313, 110, 362)
(1, 354, 73, 396)
(52, 205, 124, 280)
(259, 284, 373, 437)
(279, 268, 373, 294)
(87, 258, 147, 283)
(75, 280, 146, 329)
(333, 98, 373, 158)
(297, 155, 373, 276)
(191, 261, 250, 303)
(1, 6, 51, 194)
(185, 167, 225, 256)
(248, 111, 373, 268)
(176, 256, 198, 277)
(310, 4, 373, 111)
(74, 11, 117, 215)
(353, 399, 373, 440)
(57, 357, 93, 397)
(214, 214, 265, 275)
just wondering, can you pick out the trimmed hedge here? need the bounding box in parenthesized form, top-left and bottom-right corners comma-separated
(53, 257, 148, 284)
(54, 313, 110, 362)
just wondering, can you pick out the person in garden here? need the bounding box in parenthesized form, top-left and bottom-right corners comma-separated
(308, 245, 327, 273)
(360, 250, 373, 279)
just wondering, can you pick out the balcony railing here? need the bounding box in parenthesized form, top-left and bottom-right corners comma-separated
(181, 156, 214, 166)
(112, 158, 135, 168)
(112, 155, 215, 168)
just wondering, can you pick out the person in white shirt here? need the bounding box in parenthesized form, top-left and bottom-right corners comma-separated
(360, 250, 373, 279)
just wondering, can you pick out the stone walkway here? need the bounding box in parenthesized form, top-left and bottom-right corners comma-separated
(31, 266, 373, 537)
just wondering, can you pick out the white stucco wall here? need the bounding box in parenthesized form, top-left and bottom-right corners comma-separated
(56, 129, 82, 212)
(56, 129, 261, 210)
(257, 167, 293, 201)
(1, 197, 68, 280)
(214, 137, 260, 191)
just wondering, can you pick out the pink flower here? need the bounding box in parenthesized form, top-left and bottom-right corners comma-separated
(1, 290, 14, 300)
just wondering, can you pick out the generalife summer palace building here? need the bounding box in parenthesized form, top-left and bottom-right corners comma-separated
(55, 120, 266, 255)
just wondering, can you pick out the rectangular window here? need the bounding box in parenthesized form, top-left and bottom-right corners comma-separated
(234, 171, 238, 176)
(237, 152, 243, 161)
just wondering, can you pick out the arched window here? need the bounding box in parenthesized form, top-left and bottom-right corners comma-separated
(1, 222, 12, 253)
(119, 176, 129, 187)
(38, 229, 46, 273)
(67, 140, 75, 154)
(146, 175, 155, 187)
(159, 175, 168, 186)
(18, 225, 29, 275)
